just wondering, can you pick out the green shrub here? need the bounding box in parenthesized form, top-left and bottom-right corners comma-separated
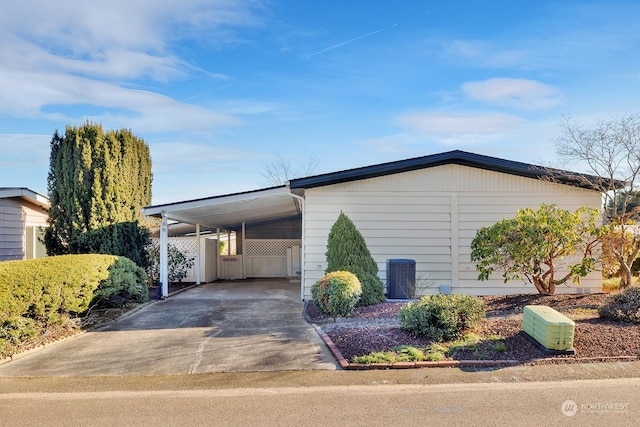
(325, 212, 385, 306)
(598, 286, 640, 323)
(0, 316, 38, 354)
(94, 257, 149, 306)
(311, 271, 362, 319)
(0, 254, 148, 357)
(146, 241, 195, 285)
(399, 294, 486, 341)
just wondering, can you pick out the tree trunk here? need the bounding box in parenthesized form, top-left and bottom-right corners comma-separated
(620, 262, 632, 289)
(533, 277, 554, 295)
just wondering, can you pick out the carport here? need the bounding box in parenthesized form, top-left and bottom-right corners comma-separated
(143, 186, 305, 299)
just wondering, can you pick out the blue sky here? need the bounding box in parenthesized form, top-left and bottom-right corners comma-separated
(1, 0, 639, 204)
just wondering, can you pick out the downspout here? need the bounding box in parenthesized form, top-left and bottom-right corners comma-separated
(288, 189, 306, 301)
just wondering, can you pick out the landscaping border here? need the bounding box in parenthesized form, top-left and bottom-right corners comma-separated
(309, 322, 640, 370)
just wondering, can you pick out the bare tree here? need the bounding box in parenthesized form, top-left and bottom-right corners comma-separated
(259, 154, 319, 187)
(555, 113, 640, 288)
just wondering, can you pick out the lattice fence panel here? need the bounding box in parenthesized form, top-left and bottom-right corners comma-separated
(168, 237, 198, 255)
(245, 239, 301, 256)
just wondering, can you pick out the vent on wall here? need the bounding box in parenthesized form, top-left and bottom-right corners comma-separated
(386, 259, 416, 299)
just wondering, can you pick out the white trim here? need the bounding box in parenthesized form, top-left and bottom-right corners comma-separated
(0, 188, 50, 209)
(241, 221, 246, 279)
(160, 213, 169, 298)
(289, 190, 306, 300)
(195, 224, 201, 285)
(216, 228, 221, 280)
(143, 186, 291, 217)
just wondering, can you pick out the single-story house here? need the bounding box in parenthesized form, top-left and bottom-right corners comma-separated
(143, 150, 604, 299)
(0, 188, 50, 262)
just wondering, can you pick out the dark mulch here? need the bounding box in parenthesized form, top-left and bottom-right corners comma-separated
(306, 293, 640, 363)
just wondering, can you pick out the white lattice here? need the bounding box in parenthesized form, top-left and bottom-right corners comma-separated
(168, 237, 198, 255)
(245, 239, 301, 256)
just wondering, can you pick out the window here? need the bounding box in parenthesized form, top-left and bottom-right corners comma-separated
(25, 225, 47, 259)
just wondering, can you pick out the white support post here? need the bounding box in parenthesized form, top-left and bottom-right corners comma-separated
(216, 228, 220, 280)
(241, 221, 246, 279)
(195, 223, 201, 285)
(289, 191, 306, 301)
(160, 212, 169, 298)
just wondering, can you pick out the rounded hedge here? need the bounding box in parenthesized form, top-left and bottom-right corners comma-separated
(599, 286, 640, 323)
(0, 254, 148, 357)
(311, 271, 362, 319)
(399, 294, 486, 341)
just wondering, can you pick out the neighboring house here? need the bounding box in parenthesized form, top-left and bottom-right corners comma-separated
(143, 150, 604, 298)
(0, 188, 50, 262)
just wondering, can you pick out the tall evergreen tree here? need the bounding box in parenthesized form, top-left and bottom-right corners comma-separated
(325, 212, 385, 306)
(44, 123, 153, 266)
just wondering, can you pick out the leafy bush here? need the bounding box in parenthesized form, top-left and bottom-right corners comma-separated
(93, 257, 149, 307)
(598, 286, 640, 323)
(311, 271, 362, 319)
(0, 254, 148, 357)
(146, 241, 194, 285)
(399, 294, 486, 341)
(325, 212, 385, 306)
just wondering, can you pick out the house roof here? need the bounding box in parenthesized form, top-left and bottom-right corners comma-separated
(289, 149, 608, 190)
(0, 187, 50, 209)
(142, 185, 300, 231)
(143, 150, 610, 233)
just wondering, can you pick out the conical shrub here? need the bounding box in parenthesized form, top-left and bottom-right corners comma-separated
(325, 212, 385, 306)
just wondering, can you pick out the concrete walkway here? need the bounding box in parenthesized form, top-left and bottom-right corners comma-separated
(0, 280, 338, 377)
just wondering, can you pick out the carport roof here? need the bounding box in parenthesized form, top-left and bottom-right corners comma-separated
(143, 185, 300, 231)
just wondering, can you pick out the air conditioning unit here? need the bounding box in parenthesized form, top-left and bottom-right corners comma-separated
(386, 259, 416, 299)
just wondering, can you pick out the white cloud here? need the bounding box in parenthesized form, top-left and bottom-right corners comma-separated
(150, 142, 262, 173)
(0, 69, 240, 133)
(0, 1, 266, 54)
(462, 78, 562, 110)
(0, 0, 266, 132)
(445, 40, 530, 69)
(395, 111, 528, 145)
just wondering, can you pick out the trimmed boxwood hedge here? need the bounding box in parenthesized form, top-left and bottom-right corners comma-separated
(311, 271, 362, 319)
(0, 254, 148, 356)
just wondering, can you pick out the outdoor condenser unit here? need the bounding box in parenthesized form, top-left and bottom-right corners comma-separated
(386, 259, 416, 299)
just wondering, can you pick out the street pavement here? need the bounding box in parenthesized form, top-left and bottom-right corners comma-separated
(1, 374, 639, 426)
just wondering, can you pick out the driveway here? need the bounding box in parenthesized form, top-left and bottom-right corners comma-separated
(0, 280, 338, 377)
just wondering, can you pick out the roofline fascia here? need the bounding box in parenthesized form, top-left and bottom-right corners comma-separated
(143, 185, 289, 217)
(289, 150, 614, 191)
(0, 187, 50, 209)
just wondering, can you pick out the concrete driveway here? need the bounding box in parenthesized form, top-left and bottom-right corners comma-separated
(0, 280, 338, 377)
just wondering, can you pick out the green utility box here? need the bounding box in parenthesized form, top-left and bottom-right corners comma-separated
(522, 305, 575, 351)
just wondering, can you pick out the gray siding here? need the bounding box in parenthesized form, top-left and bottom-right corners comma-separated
(0, 198, 48, 261)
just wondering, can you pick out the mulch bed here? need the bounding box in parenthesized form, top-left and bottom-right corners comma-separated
(305, 293, 640, 364)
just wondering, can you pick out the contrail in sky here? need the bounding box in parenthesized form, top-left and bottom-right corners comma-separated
(305, 27, 390, 58)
